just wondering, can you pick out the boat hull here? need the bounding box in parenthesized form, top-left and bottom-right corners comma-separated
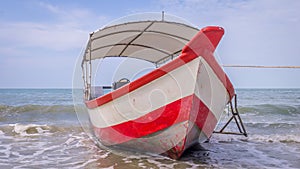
(85, 26, 234, 159)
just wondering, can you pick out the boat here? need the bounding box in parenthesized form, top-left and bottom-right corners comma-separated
(81, 16, 247, 159)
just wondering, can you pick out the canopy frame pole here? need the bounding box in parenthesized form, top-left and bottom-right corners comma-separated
(83, 34, 93, 100)
(87, 33, 93, 100)
(118, 22, 154, 56)
(213, 94, 248, 137)
(85, 61, 89, 100)
(81, 61, 87, 100)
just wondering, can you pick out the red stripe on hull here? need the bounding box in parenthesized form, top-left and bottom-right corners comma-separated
(93, 94, 217, 146)
(93, 95, 193, 145)
(191, 95, 218, 137)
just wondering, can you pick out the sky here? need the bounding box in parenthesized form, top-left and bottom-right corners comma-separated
(0, 0, 299, 88)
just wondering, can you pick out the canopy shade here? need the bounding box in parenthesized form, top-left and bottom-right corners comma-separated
(83, 20, 199, 64)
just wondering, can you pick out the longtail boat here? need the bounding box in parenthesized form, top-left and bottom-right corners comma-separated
(81, 17, 247, 159)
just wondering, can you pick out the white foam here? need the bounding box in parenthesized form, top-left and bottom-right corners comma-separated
(245, 134, 300, 143)
(138, 162, 147, 168)
(100, 167, 114, 169)
(65, 137, 76, 145)
(10, 123, 51, 136)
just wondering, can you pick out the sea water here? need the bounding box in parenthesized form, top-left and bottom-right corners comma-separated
(0, 88, 299, 168)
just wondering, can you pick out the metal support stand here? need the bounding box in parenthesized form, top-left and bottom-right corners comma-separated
(214, 94, 248, 137)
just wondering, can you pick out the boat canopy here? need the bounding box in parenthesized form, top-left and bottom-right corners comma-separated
(83, 20, 199, 65)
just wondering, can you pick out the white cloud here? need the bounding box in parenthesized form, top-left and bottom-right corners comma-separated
(0, 2, 108, 53)
(0, 21, 86, 51)
(0, 1, 110, 88)
(38, 2, 106, 27)
(159, 0, 300, 64)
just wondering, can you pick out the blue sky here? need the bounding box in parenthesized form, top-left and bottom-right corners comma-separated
(0, 0, 299, 88)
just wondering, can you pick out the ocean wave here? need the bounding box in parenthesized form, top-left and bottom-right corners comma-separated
(241, 134, 300, 144)
(245, 122, 299, 129)
(238, 104, 300, 116)
(1, 104, 299, 116)
(0, 104, 88, 124)
(211, 133, 300, 144)
(0, 104, 76, 114)
(10, 123, 52, 136)
(0, 123, 84, 137)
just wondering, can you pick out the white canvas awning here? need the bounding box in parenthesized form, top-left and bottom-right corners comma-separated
(83, 20, 199, 65)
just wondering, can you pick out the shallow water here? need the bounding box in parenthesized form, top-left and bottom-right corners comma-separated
(0, 89, 299, 168)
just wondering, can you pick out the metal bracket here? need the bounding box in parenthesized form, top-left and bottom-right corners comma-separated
(214, 94, 248, 137)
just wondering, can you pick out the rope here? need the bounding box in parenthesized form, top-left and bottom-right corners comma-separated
(222, 65, 300, 69)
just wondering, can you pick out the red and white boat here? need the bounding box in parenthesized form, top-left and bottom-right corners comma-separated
(81, 19, 245, 159)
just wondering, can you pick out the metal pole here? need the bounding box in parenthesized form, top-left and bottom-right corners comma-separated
(234, 95, 248, 137)
(81, 62, 87, 100)
(85, 60, 89, 100)
(88, 33, 93, 100)
(213, 94, 248, 137)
